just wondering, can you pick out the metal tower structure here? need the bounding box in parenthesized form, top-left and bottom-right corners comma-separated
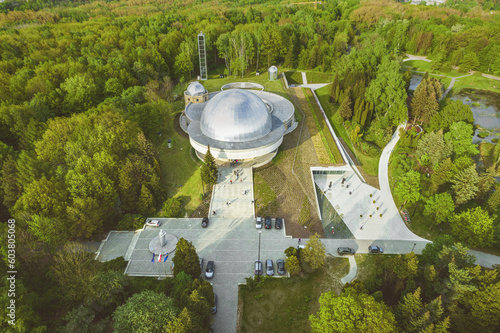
(198, 32, 207, 80)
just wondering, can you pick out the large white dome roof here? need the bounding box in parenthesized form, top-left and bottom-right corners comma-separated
(200, 89, 272, 143)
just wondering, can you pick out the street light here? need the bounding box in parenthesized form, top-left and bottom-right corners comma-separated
(257, 231, 261, 282)
(412, 243, 416, 252)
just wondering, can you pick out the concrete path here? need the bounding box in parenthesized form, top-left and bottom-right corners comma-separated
(210, 167, 254, 219)
(302, 71, 308, 85)
(340, 255, 357, 284)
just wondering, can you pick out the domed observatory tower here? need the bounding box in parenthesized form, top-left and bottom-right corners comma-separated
(181, 82, 297, 165)
(268, 66, 278, 81)
(184, 81, 208, 106)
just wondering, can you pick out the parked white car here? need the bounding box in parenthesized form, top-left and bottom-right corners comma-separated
(256, 216, 263, 229)
(145, 219, 161, 227)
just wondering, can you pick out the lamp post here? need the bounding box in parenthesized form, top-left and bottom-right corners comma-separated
(412, 243, 416, 252)
(257, 231, 261, 282)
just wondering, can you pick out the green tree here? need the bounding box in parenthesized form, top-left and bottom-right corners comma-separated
(476, 166, 496, 201)
(113, 290, 179, 333)
(396, 287, 450, 333)
(415, 130, 452, 168)
(430, 100, 473, 131)
(201, 146, 218, 187)
(423, 192, 455, 226)
(411, 76, 440, 125)
(382, 252, 419, 301)
(451, 165, 479, 205)
(172, 238, 201, 278)
(285, 255, 301, 275)
(449, 207, 494, 247)
(51, 243, 98, 303)
(458, 281, 500, 333)
(60, 74, 97, 114)
(138, 184, 155, 216)
(309, 288, 397, 333)
(163, 197, 184, 218)
(444, 121, 479, 157)
(330, 73, 339, 103)
(395, 170, 421, 205)
(338, 96, 353, 120)
(365, 55, 408, 126)
(301, 233, 326, 270)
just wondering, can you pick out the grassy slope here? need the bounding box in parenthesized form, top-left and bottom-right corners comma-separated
(314, 85, 380, 176)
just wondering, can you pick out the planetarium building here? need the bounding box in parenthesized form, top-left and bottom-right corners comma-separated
(180, 81, 297, 164)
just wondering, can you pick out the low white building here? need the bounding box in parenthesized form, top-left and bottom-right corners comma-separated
(180, 82, 297, 164)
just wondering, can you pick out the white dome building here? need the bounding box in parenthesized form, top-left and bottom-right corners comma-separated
(180, 83, 296, 164)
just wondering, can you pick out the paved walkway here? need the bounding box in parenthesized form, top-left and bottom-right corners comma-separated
(340, 255, 357, 284)
(403, 53, 500, 98)
(210, 167, 254, 219)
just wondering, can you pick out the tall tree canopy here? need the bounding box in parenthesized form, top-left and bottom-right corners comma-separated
(309, 288, 397, 333)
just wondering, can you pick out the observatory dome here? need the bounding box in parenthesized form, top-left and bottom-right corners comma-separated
(269, 65, 278, 73)
(186, 81, 207, 96)
(200, 89, 272, 143)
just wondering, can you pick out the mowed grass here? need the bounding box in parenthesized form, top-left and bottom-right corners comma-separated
(453, 74, 500, 93)
(284, 70, 303, 85)
(403, 60, 464, 78)
(305, 71, 334, 83)
(253, 173, 278, 216)
(156, 106, 204, 215)
(238, 256, 349, 333)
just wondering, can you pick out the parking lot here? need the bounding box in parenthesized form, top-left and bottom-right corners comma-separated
(96, 217, 295, 332)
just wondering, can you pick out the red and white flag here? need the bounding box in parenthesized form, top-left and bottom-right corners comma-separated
(158, 254, 162, 262)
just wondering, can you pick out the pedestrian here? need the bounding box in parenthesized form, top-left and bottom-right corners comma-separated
(228, 200, 231, 205)
(226, 202, 228, 206)
(240, 178, 242, 183)
(349, 191, 352, 195)
(213, 210, 216, 215)
(230, 180, 232, 184)
(242, 190, 245, 195)
(299, 238, 301, 243)
(251, 200, 254, 204)
(234, 170, 236, 175)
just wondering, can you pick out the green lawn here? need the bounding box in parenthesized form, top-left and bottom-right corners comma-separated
(303, 88, 343, 164)
(305, 71, 334, 84)
(452, 74, 500, 94)
(238, 256, 349, 333)
(284, 71, 303, 85)
(403, 60, 464, 78)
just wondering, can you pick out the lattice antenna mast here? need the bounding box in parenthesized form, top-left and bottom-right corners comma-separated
(198, 32, 207, 80)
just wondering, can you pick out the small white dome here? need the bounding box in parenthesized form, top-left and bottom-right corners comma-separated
(269, 66, 278, 73)
(186, 81, 207, 96)
(200, 89, 272, 143)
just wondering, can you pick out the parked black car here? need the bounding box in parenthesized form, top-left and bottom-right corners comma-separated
(264, 216, 272, 229)
(368, 245, 383, 254)
(205, 261, 214, 278)
(276, 259, 286, 275)
(212, 294, 218, 314)
(337, 247, 355, 255)
(275, 217, 283, 229)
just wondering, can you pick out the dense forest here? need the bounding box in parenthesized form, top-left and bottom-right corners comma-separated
(0, 0, 499, 331)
